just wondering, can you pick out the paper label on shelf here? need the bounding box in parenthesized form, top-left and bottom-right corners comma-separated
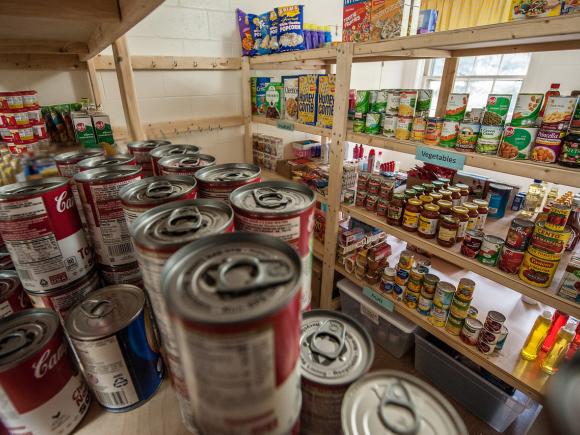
(363, 286, 394, 312)
(277, 120, 295, 131)
(360, 302, 380, 325)
(415, 146, 465, 170)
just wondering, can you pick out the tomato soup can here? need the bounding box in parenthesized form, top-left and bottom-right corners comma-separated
(66, 285, 164, 412)
(231, 180, 315, 311)
(150, 144, 201, 176)
(519, 250, 559, 288)
(300, 310, 374, 435)
(477, 235, 504, 266)
(99, 262, 143, 287)
(119, 175, 198, 227)
(0, 270, 31, 319)
(505, 217, 535, 250)
(0, 309, 91, 434)
(159, 154, 215, 177)
(195, 163, 261, 203)
(498, 245, 525, 275)
(75, 166, 142, 268)
(0, 178, 93, 292)
(162, 233, 302, 435)
(460, 317, 483, 346)
(78, 154, 137, 172)
(127, 140, 171, 177)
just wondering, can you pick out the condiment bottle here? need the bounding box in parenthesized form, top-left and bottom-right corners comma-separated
(566, 322, 580, 360)
(541, 321, 577, 374)
(521, 310, 553, 361)
(565, 195, 580, 251)
(539, 83, 560, 118)
(541, 310, 569, 353)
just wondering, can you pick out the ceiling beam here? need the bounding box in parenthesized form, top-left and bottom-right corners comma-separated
(0, 0, 120, 22)
(0, 39, 89, 55)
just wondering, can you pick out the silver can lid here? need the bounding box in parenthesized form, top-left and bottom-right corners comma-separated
(54, 149, 103, 164)
(158, 154, 215, 170)
(230, 180, 315, 215)
(0, 177, 68, 199)
(150, 144, 200, 159)
(119, 176, 197, 206)
(0, 270, 21, 300)
(342, 370, 468, 435)
(74, 165, 142, 183)
(65, 285, 145, 340)
(162, 233, 300, 324)
(131, 199, 233, 250)
(127, 140, 171, 151)
(195, 163, 261, 185)
(78, 154, 136, 171)
(0, 309, 59, 372)
(301, 310, 374, 386)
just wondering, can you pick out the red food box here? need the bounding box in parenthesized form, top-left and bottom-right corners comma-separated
(343, 0, 371, 42)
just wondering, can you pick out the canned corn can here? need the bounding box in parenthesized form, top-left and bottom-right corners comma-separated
(127, 140, 171, 177)
(150, 144, 200, 176)
(195, 163, 261, 203)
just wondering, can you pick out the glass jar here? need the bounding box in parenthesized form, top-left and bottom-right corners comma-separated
(437, 216, 459, 247)
(473, 199, 489, 230)
(455, 183, 470, 204)
(402, 198, 422, 232)
(448, 186, 462, 206)
(464, 202, 479, 231)
(429, 192, 443, 203)
(432, 180, 444, 191)
(387, 193, 405, 226)
(559, 131, 580, 168)
(452, 206, 469, 242)
(423, 183, 435, 194)
(419, 194, 433, 205)
(439, 189, 453, 202)
(438, 178, 451, 189)
(413, 186, 425, 197)
(404, 188, 417, 200)
(437, 200, 453, 218)
(418, 203, 440, 239)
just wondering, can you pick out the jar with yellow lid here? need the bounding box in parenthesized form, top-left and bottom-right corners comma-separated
(419, 195, 433, 205)
(439, 189, 452, 202)
(402, 198, 422, 232)
(455, 183, 470, 204)
(464, 202, 479, 231)
(429, 192, 443, 203)
(448, 186, 462, 207)
(437, 200, 453, 218)
(418, 203, 440, 239)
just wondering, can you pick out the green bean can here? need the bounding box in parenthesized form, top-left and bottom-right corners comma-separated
(417, 89, 433, 113)
(476, 125, 504, 154)
(373, 89, 388, 113)
(365, 112, 381, 135)
(482, 94, 512, 126)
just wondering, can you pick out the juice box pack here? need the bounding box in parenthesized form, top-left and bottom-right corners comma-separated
(317, 75, 336, 129)
(71, 112, 98, 148)
(298, 75, 319, 126)
(343, 0, 371, 42)
(92, 113, 117, 155)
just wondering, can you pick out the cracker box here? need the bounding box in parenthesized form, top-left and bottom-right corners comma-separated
(282, 76, 300, 121)
(370, 0, 411, 41)
(298, 75, 319, 126)
(317, 74, 336, 129)
(343, 0, 371, 42)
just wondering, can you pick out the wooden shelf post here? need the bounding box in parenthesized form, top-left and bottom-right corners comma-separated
(112, 36, 146, 141)
(86, 57, 103, 109)
(241, 57, 253, 164)
(435, 57, 458, 117)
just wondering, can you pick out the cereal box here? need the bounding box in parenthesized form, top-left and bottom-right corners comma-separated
(510, 0, 562, 20)
(298, 75, 319, 126)
(282, 76, 299, 121)
(252, 77, 270, 116)
(317, 75, 336, 129)
(343, 0, 371, 42)
(370, 0, 410, 41)
(265, 82, 283, 119)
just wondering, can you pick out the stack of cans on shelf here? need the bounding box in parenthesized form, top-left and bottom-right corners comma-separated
(477, 310, 507, 355)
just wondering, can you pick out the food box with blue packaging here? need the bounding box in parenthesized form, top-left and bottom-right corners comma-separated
(251, 77, 270, 115)
(298, 75, 319, 126)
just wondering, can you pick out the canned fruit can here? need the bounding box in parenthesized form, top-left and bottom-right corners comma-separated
(476, 125, 503, 154)
(460, 317, 483, 346)
(423, 117, 443, 145)
(0, 310, 91, 434)
(498, 126, 538, 160)
(127, 140, 171, 177)
(455, 123, 480, 152)
(364, 112, 381, 134)
(429, 305, 449, 327)
(195, 163, 261, 202)
(119, 175, 198, 227)
(395, 116, 413, 140)
(519, 250, 559, 288)
(421, 273, 439, 295)
(445, 313, 465, 336)
(162, 233, 302, 435)
(66, 285, 164, 412)
(0, 270, 31, 318)
(494, 326, 509, 351)
(483, 94, 512, 126)
(449, 297, 471, 319)
(381, 115, 396, 137)
(159, 154, 216, 176)
(529, 221, 571, 258)
(99, 262, 142, 286)
(150, 144, 200, 176)
(477, 235, 505, 266)
(300, 310, 374, 435)
(433, 281, 455, 309)
(417, 294, 433, 315)
(0, 178, 94, 292)
(404, 289, 420, 308)
(456, 278, 475, 302)
(75, 166, 142, 268)
(511, 94, 543, 126)
(444, 94, 469, 122)
(498, 245, 525, 274)
(506, 218, 535, 250)
(541, 96, 577, 130)
(78, 154, 137, 171)
(531, 130, 564, 163)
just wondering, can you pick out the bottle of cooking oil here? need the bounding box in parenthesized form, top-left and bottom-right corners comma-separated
(540, 322, 577, 374)
(522, 179, 546, 217)
(546, 185, 559, 206)
(521, 310, 553, 361)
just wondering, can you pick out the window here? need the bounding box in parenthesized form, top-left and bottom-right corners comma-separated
(423, 54, 532, 117)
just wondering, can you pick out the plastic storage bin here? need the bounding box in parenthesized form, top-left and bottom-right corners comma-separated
(414, 331, 535, 432)
(337, 278, 417, 358)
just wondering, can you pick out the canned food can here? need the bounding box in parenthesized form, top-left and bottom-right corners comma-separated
(75, 166, 142, 268)
(518, 250, 560, 288)
(404, 289, 420, 309)
(461, 229, 484, 258)
(150, 144, 201, 176)
(477, 235, 504, 266)
(498, 126, 538, 160)
(529, 221, 571, 259)
(531, 129, 564, 163)
(66, 285, 164, 412)
(460, 317, 483, 346)
(541, 96, 576, 131)
(423, 117, 443, 145)
(440, 120, 459, 147)
(417, 294, 433, 315)
(0, 270, 31, 318)
(449, 296, 471, 320)
(410, 116, 426, 141)
(78, 154, 137, 172)
(545, 203, 572, 233)
(26, 268, 100, 321)
(477, 329, 497, 354)
(230, 181, 315, 311)
(494, 326, 509, 351)
(467, 306, 478, 319)
(455, 278, 475, 302)
(158, 154, 215, 176)
(381, 115, 396, 137)
(398, 251, 414, 270)
(445, 313, 465, 336)
(119, 175, 198, 227)
(99, 262, 143, 287)
(444, 93, 469, 121)
(476, 125, 503, 154)
(394, 266, 410, 287)
(395, 116, 413, 140)
(300, 310, 374, 435)
(429, 305, 449, 327)
(0, 178, 93, 292)
(162, 233, 302, 434)
(195, 163, 261, 202)
(385, 91, 400, 116)
(398, 90, 417, 117)
(511, 93, 543, 126)
(127, 140, 171, 177)
(505, 218, 535, 250)
(498, 245, 525, 274)
(421, 273, 439, 296)
(0, 309, 91, 434)
(433, 281, 455, 309)
(353, 119, 365, 133)
(455, 123, 480, 152)
(484, 311, 506, 333)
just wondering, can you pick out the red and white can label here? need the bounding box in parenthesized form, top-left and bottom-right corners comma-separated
(0, 185, 93, 292)
(0, 288, 30, 319)
(129, 149, 155, 176)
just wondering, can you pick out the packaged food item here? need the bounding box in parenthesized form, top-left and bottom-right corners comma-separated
(497, 126, 538, 159)
(268, 10, 279, 53)
(417, 90, 433, 114)
(423, 117, 443, 145)
(398, 90, 417, 117)
(498, 245, 525, 274)
(370, 0, 408, 41)
(264, 82, 283, 119)
(276, 5, 306, 52)
(252, 77, 270, 116)
(282, 76, 299, 121)
(373, 89, 388, 112)
(385, 90, 400, 116)
(476, 125, 503, 154)
(411, 116, 426, 141)
(353, 119, 365, 133)
(317, 74, 336, 129)
(506, 218, 535, 250)
(541, 96, 577, 131)
(382, 115, 396, 137)
(477, 235, 504, 266)
(236, 9, 255, 56)
(483, 94, 512, 126)
(557, 256, 580, 303)
(343, 0, 371, 42)
(439, 120, 459, 147)
(444, 94, 469, 122)
(559, 131, 580, 168)
(519, 250, 559, 288)
(455, 123, 480, 152)
(249, 13, 270, 56)
(531, 129, 565, 163)
(395, 116, 412, 140)
(511, 93, 543, 126)
(365, 112, 381, 134)
(298, 75, 319, 126)
(510, 0, 562, 19)
(356, 90, 371, 114)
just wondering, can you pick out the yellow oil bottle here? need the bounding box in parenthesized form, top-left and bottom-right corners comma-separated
(521, 310, 552, 361)
(540, 322, 577, 375)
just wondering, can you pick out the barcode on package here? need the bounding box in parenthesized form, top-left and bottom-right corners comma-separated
(95, 390, 129, 407)
(107, 243, 133, 257)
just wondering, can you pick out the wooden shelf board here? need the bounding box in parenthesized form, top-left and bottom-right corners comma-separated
(341, 204, 579, 318)
(249, 46, 337, 68)
(347, 131, 580, 188)
(252, 115, 331, 137)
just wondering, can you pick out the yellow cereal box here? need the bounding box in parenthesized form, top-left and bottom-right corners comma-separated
(298, 75, 319, 126)
(510, 0, 562, 20)
(370, 0, 410, 41)
(316, 75, 336, 129)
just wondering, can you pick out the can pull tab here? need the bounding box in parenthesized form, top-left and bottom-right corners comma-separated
(378, 380, 419, 435)
(252, 188, 289, 209)
(212, 256, 293, 294)
(216, 171, 247, 181)
(99, 159, 122, 166)
(146, 180, 175, 199)
(309, 320, 346, 360)
(81, 300, 114, 318)
(167, 207, 203, 232)
(179, 157, 200, 167)
(0, 328, 34, 358)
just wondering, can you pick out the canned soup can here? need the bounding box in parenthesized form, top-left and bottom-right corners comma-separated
(300, 310, 374, 435)
(119, 175, 198, 227)
(195, 163, 261, 202)
(230, 180, 315, 311)
(149, 144, 200, 176)
(78, 154, 136, 172)
(0, 178, 93, 292)
(127, 140, 171, 177)
(74, 165, 142, 268)
(159, 154, 215, 177)
(0, 310, 91, 435)
(0, 270, 31, 318)
(162, 233, 302, 435)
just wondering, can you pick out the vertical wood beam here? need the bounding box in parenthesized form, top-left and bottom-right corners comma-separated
(241, 57, 253, 164)
(86, 58, 103, 108)
(112, 36, 146, 141)
(320, 43, 354, 310)
(435, 57, 458, 117)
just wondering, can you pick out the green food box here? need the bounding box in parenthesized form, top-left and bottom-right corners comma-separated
(497, 126, 538, 160)
(71, 112, 98, 148)
(264, 82, 283, 119)
(511, 93, 543, 126)
(92, 113, 118, 154)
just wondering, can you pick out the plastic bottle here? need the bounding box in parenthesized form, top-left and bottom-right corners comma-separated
(541, 310, 570, 352)
(522, 179, 545, 217)
(541, 321, 577, 374)
(324, 25, 333, 46)
(539, 83, 561, 118)
(316, 26, 325, 49)
(368, 149, 375, 173)
(521, 310, 553, 361)
(375, 151, 383, 173)
(566, 322, 580, 360)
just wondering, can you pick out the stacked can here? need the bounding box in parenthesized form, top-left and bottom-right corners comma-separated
(0, 90, 46, 155)
(78, 153, 137, 171)
(531, 96, 577, 163)
(477, 310, 507, 354)
(230, 180, 315, 311)
(477, 94, 512, 155)
(439, 93, 469, 148)
(498, 218, 534, 274)
(460, 317, 484, 346)
(417, 273, 440, 316)
(131, 199, 234, 431)
(127, 139, 171, 177)
(403, 268, 424, 309)
(445, 278, 476, 336)
(395, 90, 417, 140)
(429, 281, 455, 327)
(195, 163, 261, 202)
(382, 90, 399, 137)
(158, 154, 215, 176)
(74, 166, 143, 286)
(149, 144, 200, 176)
(0, 270, 31, 319)
(393, 251, 414, 296)
(0, 178, 97, 321)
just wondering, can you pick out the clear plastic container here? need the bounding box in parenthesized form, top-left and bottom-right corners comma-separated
(337, 278, 417, 358)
